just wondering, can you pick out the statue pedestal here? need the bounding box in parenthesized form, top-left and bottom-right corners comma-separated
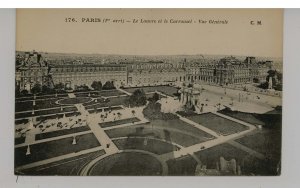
(26, 145, 31, 155)
(72, 136, 77, 145)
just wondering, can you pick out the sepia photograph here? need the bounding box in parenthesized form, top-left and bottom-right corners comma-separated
(14, 9, 283, 176)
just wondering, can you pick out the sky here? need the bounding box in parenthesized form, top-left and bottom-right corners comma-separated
(16, 9, 283, 58)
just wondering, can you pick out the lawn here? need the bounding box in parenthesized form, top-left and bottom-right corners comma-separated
(99, 117, 140, 128)
(34, 93, 68, 100)
(15, 133, 100, 167)
(65, 111, 81, 117)
(35, 125, 90, 140)
(35, 111, 81, 122)
(15, 99, 61, 112)
(113, 137, 178, 155)
(235, 129, 281, 162)
(218, 108, 266, 126)
(219, 108, 282, 129)
(185, 113, 249, 135)
(15, 101, 34, 112)
(16, 93, 68, 102)
(58, 97, 92, 105)
(105, 119, 214, 147)
(88, 152, 162, 176)
(85, 96, 129, 110)
(15, 136, 26, 145)
(123, 86, 179, 97)
(87, 106, 123, 113)
(15, 119, 29, 125)
(15, 106, 78, 119)
(167, 155, 198, 175)
(82, 98, 106, 107)
(17, 150, 106, 175)
(194, 143, 249, 169)
(75, 90, 126, 97)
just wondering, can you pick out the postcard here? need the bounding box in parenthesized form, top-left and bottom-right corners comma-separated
(15, 9, 282, 176)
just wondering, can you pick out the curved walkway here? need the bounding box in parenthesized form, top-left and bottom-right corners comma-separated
(111, 136, 184, 150)
(80, 149, 168, 176)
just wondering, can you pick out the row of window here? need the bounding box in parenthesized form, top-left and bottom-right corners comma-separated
(131, 64, 184, 69)
(52, 67, 126, 72)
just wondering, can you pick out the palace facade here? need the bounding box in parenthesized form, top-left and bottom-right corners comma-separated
(127, 62, 186, 87)
(16, 52, 50, 91)
(186, 56, 271, 85)
(50, 64, 127, 89)
(15, 52, 273, 92)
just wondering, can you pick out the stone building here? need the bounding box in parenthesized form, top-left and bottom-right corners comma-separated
(186, 56, 271, 85)
(16, 52, 272, 92)
(127, 62, 186, 87)
(49, 64, 127, 89)
(16, 51, 51, 92)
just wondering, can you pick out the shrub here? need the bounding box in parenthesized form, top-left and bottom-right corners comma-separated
(143, 101, 179, 120)
(127, 89, 147, 107)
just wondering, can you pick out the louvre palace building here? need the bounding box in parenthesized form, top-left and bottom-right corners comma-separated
(15, 52, 273, 92)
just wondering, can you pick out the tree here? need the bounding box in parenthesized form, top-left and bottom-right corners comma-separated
(82, 85, 89, 91)
(42, 85, 53, 94)
(152, 93, 160, 102)
(91, 81, 102, 91)
(258, 82, 269, 89)
(31, 83, 42, 94)
(54, 82, 65, 91)
(277, 72, 283, 83)
(191, 104, 196, 111)
(128, 89, 147, 107)
(100, 114, 105, 122)
(75, 84, 89, 92)
(15, 83, 21, 97)
(142, 101, 179, 120)
(148, 92, 160, 102)
(200, 103, 204, 113)
(253, 78, 259, 83)
(20, 89, 28, 96)
(131, 110, 136, 117)
(102, 81, 115, 90)
(265, 70, 283, 91)
(117, 112, 122, 119)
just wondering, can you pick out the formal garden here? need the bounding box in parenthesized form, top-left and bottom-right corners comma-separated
(14, 82, 281, 176)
